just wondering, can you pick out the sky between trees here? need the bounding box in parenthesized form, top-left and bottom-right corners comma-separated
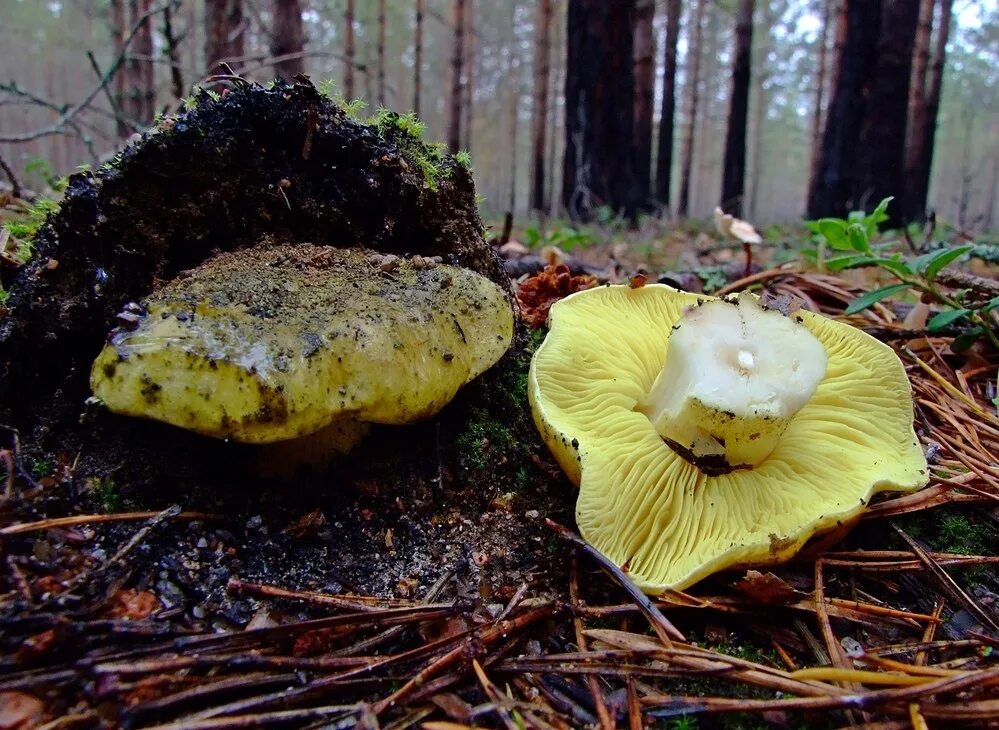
(0, 0, 996, 230)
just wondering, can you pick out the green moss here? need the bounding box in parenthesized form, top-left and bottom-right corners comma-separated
(457, 407, 514, 472)
(30, 456, 55, 478)
(369, 109, 452, 191)
(455, 150, 472, 169)
(2, 196, 60, 273)
(92, 477, 120, 512)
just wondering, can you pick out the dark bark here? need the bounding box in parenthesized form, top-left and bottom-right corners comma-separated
(632, 0, 655, 205)
(413, 0, 423, 115)
(678, 0, 706, 218)
(806, 0, 882, 219)
(905, 0, 953, 223)
(377, 0, 387, 105)
(131, 0, 156, 124)
(807, 0, 831, 196)
(447, 0, 466, 152)
(720, 0, 754, 216)
(654, 0, 681, 209)
(205, 0, 244, 72)
(271, 0, 304, 80)
(856, 0, 919, 227)
(531, 0, 553, 212)
(345, 0, 356, 99)
(462, 0, 475, 151)
(163, 3, 185, 100)
(562, 0, 639, 223)
(110, 0, 130, 138)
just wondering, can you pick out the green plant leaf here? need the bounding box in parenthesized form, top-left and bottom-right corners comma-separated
(865, 196, 893, 237)
(951, 326, 984, 352)
(816, 218, 852, 250)
(847, 223, 871, 252)
(983, 296, 999, 312)
(927, 309, 971, 331)
(825, 254, 874, 271)
(916, 245, 973, 280)
(844, 283, 911, 315)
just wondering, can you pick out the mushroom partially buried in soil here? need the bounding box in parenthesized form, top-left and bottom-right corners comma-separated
(91, 243, 514, 453)
(528, 285, 928, 593)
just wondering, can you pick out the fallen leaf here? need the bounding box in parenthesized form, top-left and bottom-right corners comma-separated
(733, 570, 804, 604)
(0, 692, 43, 730)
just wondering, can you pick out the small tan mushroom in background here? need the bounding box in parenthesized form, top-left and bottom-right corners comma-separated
(714, 206, 763, 279)
(529, 284, 928, 592)
(91, 243, 514, 461)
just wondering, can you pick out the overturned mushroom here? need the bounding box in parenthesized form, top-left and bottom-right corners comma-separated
(528, 284, 927, 592)
(91, 244, 513, 448)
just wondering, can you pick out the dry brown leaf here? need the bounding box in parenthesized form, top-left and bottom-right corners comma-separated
(0, 692, 43, 730)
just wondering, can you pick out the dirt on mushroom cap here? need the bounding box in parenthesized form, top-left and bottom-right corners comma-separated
(91, 244, 514, 443)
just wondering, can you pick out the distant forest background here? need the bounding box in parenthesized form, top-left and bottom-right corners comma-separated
(1, 0, 997, 230)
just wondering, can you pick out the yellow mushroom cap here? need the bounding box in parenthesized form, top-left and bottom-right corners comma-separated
(528, 284, 928, 592)
(91, 244, 514, 444)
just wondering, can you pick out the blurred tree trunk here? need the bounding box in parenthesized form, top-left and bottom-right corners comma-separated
(377, 0, 386, 105)
(747, 1, 774, 220)
(344, 0, 356, 98)
(531, 0, 553, 213)
(562, 0, 639, 222)
(110, 0, 130, 138)
(162, 4, 185, 100)
(131, 0, 155, 124)
(205, 0, 244, 72)
(807, 0, 831, 197)
(677, 0, 705, 218)
(447, 0, 466, 152)
(654, 0, 681, 210)
(632, 0, 655, 206)
(720, 0, 754, 216)
(905, 0, 953, 223)
(413, 0, 423, 115)
(111, 0, 155, 134)
(546, 3, 565, 215)
(271, 0, 304, 80)
(828, 0, 847, 112)
(462, 0, 475, 151)
(806, 0, 881, 219)
(856, 0, 919, 227)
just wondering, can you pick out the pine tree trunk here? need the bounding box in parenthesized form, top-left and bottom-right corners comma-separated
(447, 0, 466, 152)
(546, 4, 564, 215)
(271, 0, 304, 80)
(344, 0, 356, 99)
(461, 0, 476, 152)
(531, 0, 553, 213)
(413, 0, 424, 116)
(205, 0, 244, 72)
(654, 0, 681, 210)
(377, 0, 387, 105)
(747, 1, 773, 220)
(632, 0, 655, 206)
(856, 0, 919, 227)
(806, 0, 882, 219)
(562, 0, 639, 222)
(828, 0, 847, 110)
(132, 0, 155, 124)
(905, 0, 952, 222)
(163, 3, 185, 99)
(677, 0, 705, 218)
(110, 0, 130, 138)
(720, 0, 754, 216)
(807, 0, 831, 196)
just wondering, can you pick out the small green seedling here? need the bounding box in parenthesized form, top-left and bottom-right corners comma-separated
(805, 197, 997, 350)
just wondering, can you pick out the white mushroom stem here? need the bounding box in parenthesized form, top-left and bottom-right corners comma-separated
(641, 293, 829, 472)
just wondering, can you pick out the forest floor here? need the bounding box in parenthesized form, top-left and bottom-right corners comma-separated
(1, 196, 998, 729)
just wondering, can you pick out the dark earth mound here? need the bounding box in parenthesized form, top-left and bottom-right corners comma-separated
(0, 78, 567, 603)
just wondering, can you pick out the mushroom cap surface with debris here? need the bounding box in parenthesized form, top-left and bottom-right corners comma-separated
(91, 244, 513, 444)
(528, 284, 928, 592)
